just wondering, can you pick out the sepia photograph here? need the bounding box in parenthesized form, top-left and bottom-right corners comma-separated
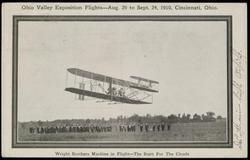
(14, 16, 231, 147)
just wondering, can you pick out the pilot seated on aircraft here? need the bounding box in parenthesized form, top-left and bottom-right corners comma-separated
(112, 87, 118, 96)
(106, 87, 118, 96)
(118, 88, 125, 97)
(106, 87, 111, 95)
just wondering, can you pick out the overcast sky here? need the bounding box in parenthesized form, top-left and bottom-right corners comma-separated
(18, 21, 227, 122)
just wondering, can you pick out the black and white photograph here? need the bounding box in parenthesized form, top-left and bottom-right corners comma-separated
(2, 3, 247, 158)
(15, 16, 231, 146)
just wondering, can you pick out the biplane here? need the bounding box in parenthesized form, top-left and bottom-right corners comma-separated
(65, 68, 159, 104)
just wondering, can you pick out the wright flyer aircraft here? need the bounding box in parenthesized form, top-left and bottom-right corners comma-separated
(65, 68, 159, 104)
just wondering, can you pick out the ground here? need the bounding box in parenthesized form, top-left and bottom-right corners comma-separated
(18, 121, 226, 142)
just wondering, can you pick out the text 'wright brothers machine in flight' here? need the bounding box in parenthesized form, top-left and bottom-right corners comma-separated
(65, 68, 159, 105)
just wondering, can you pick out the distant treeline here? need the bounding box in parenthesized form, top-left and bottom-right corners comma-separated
(19, 112, 225, 127)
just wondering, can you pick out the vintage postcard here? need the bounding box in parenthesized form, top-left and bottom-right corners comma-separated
(1, 3, 247, 158)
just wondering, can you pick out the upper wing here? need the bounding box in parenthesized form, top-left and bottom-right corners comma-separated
(67, 68, 138, 87)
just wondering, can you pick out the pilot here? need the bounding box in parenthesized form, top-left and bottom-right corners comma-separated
(118, 88, 125, 97)
(106, 87, 111, 95)
(112, 87, 117, 96)
(106, 87, 117, 96)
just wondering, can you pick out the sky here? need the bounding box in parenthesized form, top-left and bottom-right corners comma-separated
(18, 21, 227, 122)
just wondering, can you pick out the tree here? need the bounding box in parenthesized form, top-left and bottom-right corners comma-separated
(206, 112, 215, 118)
(177, 114, 181, 122)
(187, 114, 191, 121)
(128, 114, 140, 122)
(181, 113, 186, 122)
(217, 115, 223, 120)
(37, 120, 42, 126)
(178, 114, 181, 118)
(181, 113, 191, 122)
(168, 114, 178, 123)
(117, 115, 123, 122)
(193, 113, 202, 122)
(205, 112, 216, 122)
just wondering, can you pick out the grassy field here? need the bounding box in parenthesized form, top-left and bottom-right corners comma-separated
(18, 121, 226, 142)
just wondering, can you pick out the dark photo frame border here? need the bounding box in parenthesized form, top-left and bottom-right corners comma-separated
(12, 15, 233, 148)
